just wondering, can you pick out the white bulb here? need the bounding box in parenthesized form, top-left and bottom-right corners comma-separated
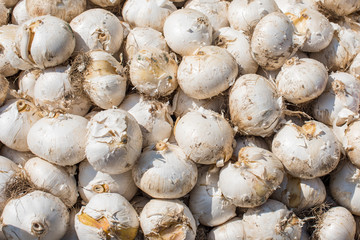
(315, 206, 356, 239)
(86, 109, 142, 174)
(133, 142, 197, 199)
(129, 47, 178, 97)
(82, 50, 127, 109)
(27, 114, 88, 166)
(216, 27, 259, 75)
(251, 12, 304, 70)
(0, 99, 41, 151)
(229, 74, 283, 137)
(177, 46, 238, 99)
(11, 0, 30, 25)
(70, 9, 123, 54)
(140, 199, 197, 240)
(228, 0, 279, 34)
(208, 218, 245, 240)
(313, 72, 360, 126)
(125, 27, 168, 60)
(75, 193, 139, 240)
(2, 191, 69, 240)
(271, 174, 326, 212)
(119, 93, 173, 148)
(122, 0, 176, 32)
(219, 147, 284, 208)
(25, 0, 86, 22)
(24, 157, 78, 207)
(163, 8, 213, 56)
(16, 15, 75, 69)
(242, 199, 302, 239)
(185, 0, 229, 32)
(285, 6, 334, 52)
(275, 58, 328, 104)
(78, 160, 137, 203)
(33, 65, 91, 116)
(189, 166, 236, 227)
(174, 108, 234, 165)
(272, 120, 341, 179)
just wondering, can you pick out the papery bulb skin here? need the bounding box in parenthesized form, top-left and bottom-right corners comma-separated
(86, 109, 143, 174)
(133, 142, 197, 199)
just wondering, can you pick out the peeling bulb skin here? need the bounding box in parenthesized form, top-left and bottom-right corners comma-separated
(272, 120, 341, 179)
(78, 160, 138, 203)
(313, 72, 360, 126)
(119, 93, 173, 148)
(163, 8, 213, 56)
(24, 157, 78, 207)
(251, 12, 302, 71)
(228, 0, 279, 34)
(229, 74, 283, 137)
(0, 99, 41, 151)
(208, 218, 245, 240)
(177, 46, 238, 100)
(271, 174, 326, 212)
(86, 109, 143, 175)
(1, 191, 69, 240)
(122, 0, 176, 33)
(184, 0, 229, 33)
(174, 108, 234, 165)
(275, 58, 328, 104)
(330, 160, 360, 216)
(125, 27, 168, 60)
(26, 0, 86, 22)
(315, 206, 356, 240)
(130, 47, 178, 98)
(140, 199, 197, 240)
(70, 9, 124, 55)
(189, 166, 236, 227)
(242, 199, 302, 239)
(133, 142, 198, 199)
(17, 15, 76, 69)
(219, 147, 284, 208)
(216, 27, 259, 75)
(74, 193, 139, 240)
(285, 6, 334, 52)
(33, 65, 91, 116)
(0, 156, 19, 210)
(27, 114, 88, 166)
(83, 50, 127, 109)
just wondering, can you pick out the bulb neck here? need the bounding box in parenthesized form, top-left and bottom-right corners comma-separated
(31, 220, 47, 237)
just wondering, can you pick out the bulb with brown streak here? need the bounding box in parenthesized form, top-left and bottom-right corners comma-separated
(75, 193, 139, 240)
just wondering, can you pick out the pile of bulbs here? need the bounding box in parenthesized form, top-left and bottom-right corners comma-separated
(1, 0, 360, 239)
